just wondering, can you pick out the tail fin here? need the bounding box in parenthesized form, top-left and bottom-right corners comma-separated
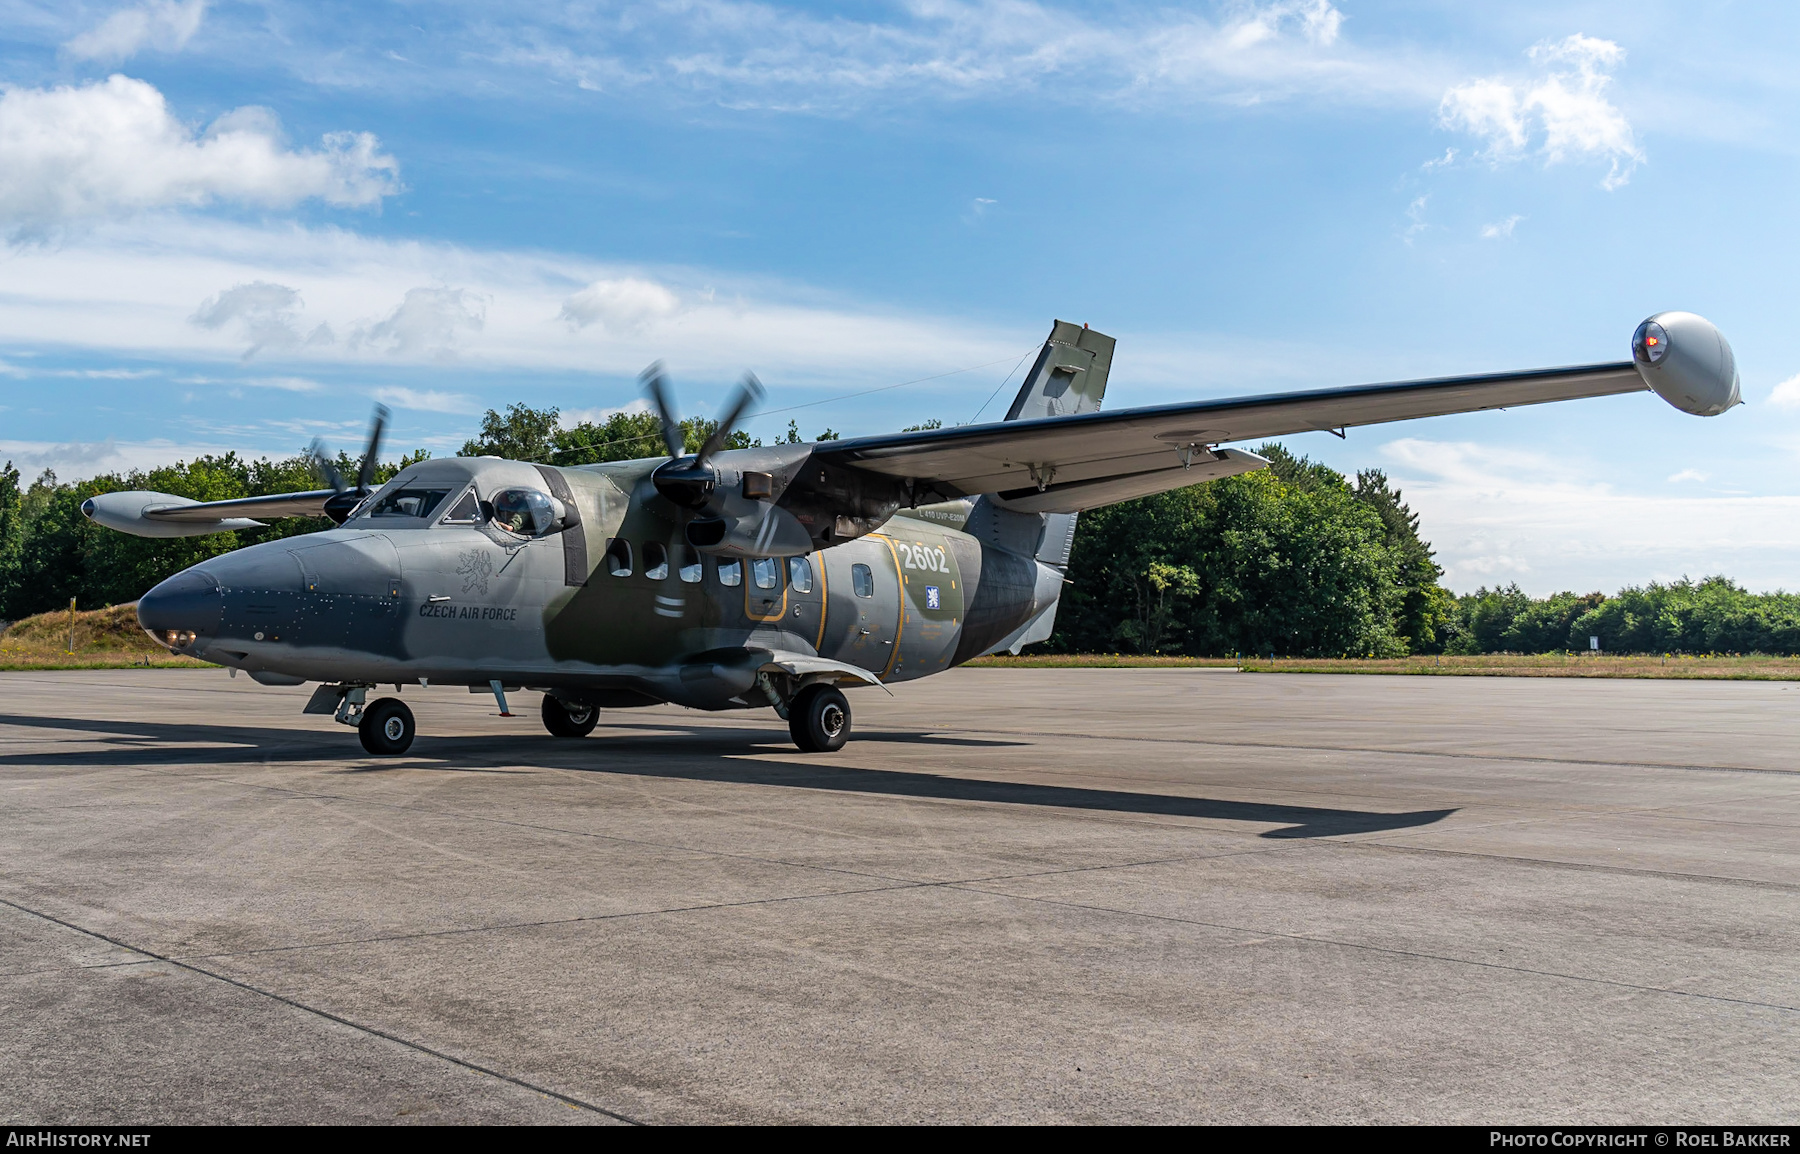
(1004, 321, 1115, 422)
(967, 321, 1113, 655)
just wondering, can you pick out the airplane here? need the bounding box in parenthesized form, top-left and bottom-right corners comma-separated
(82, 311, 1738, 757)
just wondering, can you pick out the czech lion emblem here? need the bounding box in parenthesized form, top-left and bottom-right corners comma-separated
(456, 549, 494, 595)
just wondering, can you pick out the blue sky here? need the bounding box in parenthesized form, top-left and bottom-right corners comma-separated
(1, 0, 1797, 593)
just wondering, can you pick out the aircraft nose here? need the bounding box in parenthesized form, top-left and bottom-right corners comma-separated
(137, 567, 222, 652)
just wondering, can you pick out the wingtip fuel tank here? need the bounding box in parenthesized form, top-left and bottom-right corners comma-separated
(1633, 311, 1740, 417)
(82, 491, 266, 538)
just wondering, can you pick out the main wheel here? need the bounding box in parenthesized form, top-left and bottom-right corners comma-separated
(541, 694, 599, 738)
(359, 697, 415, 755)
(789, 684, 851, 753)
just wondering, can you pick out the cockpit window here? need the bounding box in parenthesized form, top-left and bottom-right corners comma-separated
(491, 488, 557, 537)
(363, 487, 452, 520)
(439, 489, 483, 525)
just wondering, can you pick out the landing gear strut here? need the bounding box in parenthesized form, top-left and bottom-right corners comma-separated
(359, 697, 416, 755)
(789, 684, 851, 753)
(541, 694, 599, 738)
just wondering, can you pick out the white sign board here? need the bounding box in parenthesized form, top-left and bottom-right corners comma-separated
(1590, 636, 1600, 651)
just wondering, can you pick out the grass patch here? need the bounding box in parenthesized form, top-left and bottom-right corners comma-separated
(967, 652, 1800, 680)
(0, 602, 209, 670)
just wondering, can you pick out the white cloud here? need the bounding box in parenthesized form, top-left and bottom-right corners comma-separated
(1768, 373, 1800, 410)
(1667, 468, 1709, 483)
(352, 287, 486, 360)
(189, 281, 334, 359)
(64, 0, 206, 63)
(1479, 214, 1523, 239)
(1401, 194, 1429, 244)
(560, 277, 681, 335)
(0, 75, 400, 231)
(0, 215, 1017, 382)
(1381, 438, 1800, 593)
(488, 0, 1433, 114)
(560, 399, 652, 427)
(0, 437, 238, 479)
(371, 386, 482, 414)
(1438, 34, 1643, 189)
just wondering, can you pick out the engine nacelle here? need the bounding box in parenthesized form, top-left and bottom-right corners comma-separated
(81, 491, 264, 539)
(1633, 311, 1739, 417)
(686, 503, 815, 557)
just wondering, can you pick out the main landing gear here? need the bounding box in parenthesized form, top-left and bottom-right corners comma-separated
(541, 695, 599, 738)
(788, 684, 851, 753)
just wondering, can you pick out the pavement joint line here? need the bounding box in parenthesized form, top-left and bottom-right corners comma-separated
(1328, 838, 1800, 893)
(88, 762, 1302, 891)
(17, 751, 1780, 894)
(946, 884, 1800, 1016)
(30, 847, 1301, 969)
(174, 879, 940, 961)
(10, 755, 1787, 899)
(12, 699, 1794, 895)
(924, 723, 1800, 779)
(12, 678, 1795, 779)
(0, 893, 644, 1125)
(1338, 802, 1800, 866)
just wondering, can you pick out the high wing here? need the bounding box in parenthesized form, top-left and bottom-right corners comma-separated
(814, 361, 1647, 514)
(141, 490, 336, 523)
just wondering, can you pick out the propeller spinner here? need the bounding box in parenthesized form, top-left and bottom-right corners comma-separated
(309, 405, 390, 525)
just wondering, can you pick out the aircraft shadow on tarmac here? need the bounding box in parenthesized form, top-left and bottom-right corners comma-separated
(0, 712, 1455, 840)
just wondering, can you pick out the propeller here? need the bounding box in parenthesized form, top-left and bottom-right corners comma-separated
(309, 405, 390, 525)
(642, 366, 764, 509)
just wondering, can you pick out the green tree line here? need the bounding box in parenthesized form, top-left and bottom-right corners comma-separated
(3, 402, 1795, 657)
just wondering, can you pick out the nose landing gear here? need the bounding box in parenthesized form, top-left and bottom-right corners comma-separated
(359, 697, 415, 755)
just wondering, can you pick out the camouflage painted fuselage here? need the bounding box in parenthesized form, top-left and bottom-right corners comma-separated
(138, 454, 1059, 710)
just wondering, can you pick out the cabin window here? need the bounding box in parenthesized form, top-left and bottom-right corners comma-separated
(605, 538, 632, 577)
(677, 545, 703, 584)
(439, 489, 483, 525)
(717, 558, 742, 587)
(852, 563, 874, 598)
(787, 555, 814, 594)
(751, 557, 779, 590)
(643, 541, 669, 581)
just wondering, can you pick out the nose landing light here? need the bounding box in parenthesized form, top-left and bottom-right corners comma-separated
(150, 628, 198, 651)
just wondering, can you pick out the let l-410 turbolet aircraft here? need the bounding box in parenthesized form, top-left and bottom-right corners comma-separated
(84, 312, 1739, 756)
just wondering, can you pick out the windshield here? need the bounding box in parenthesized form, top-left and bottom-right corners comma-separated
(360, 487, 452, 520)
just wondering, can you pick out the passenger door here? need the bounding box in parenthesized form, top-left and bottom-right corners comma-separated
(821, 537, 900, 675)
(784, 554, 827, 653)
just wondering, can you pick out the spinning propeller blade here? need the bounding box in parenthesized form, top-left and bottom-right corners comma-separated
(640, 362, 687, 461)
(697, 373, 763, 465)
(643, 366, 766, 508)
(355, 406, 388, 493)
(310, 405, 392, 524)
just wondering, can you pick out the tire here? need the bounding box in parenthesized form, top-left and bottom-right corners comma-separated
(788, 684, 851, 753)
(359, 697, 415, 755)
(541, 694, 599, 738)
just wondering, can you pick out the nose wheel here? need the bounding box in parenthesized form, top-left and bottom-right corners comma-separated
(789, 684, 851, 753)
(542, 694, 599, 738)
(358, 697, 415, 755)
